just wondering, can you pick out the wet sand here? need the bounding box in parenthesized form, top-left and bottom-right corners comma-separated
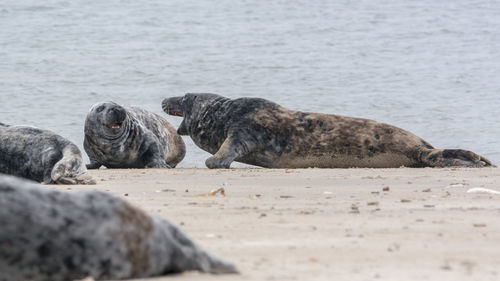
(72, 167, 500, 281)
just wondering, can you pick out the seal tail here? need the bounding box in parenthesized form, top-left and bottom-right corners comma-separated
(420, 148, 494, 167)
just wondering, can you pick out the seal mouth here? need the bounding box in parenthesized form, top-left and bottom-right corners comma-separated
(167, 110, 184, 117)
(107, 122, 123, 129)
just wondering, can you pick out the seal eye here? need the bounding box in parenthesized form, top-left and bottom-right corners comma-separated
(96, 106, 105, 113)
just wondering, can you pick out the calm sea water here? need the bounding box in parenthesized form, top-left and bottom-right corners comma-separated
(1, 0, 499, 167)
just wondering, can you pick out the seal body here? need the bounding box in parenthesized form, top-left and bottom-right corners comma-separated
(84, 102, 186, 169)
(0, 174, 237, 281)
(162, 93, 493, 168)
(0, 124, 94, 184)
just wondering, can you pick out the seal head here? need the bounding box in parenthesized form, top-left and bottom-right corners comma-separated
(86, 102, 129, 140)
(162, 93, 226, 137)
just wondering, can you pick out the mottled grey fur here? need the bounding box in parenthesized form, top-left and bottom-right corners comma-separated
(162, 93, 493, 169)
(84, 102, 186, 169)
(0, 174, 237, 281)
(0, 125, 94, 184)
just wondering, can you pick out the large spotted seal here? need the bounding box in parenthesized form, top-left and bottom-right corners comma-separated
(0, 174, 237, 281)
(0, 124, 94, 184)
(84, 102, 186, 169)
(162, 93, 493, 169)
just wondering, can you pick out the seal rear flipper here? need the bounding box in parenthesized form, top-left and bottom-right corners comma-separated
(160, 220, 239, 275)
(421, 148, 494, 167)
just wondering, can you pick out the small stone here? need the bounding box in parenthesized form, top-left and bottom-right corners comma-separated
(124, 193, 128, 197)
(400, 199, 411, 203)
(382, 186, 390, 192)
(473, 223, 487, 227)
(350, 204, 360, 213)
(367, 201, 379, 206)
(422, 188, 431, 192)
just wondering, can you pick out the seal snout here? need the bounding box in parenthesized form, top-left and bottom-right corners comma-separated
(162, 97, 184, 117)
(105, 106, 127, 129)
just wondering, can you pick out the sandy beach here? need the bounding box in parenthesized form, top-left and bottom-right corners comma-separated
(63, 167, 500, 281)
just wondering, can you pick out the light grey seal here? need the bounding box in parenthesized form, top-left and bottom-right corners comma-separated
(162, 93, 493, 169)
(0, 124, 95, 184)
(84, 102, 186, 169)
(0, 174, 238, 281)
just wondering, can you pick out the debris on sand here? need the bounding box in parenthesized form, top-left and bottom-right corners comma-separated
(473, 223, 487, 227)
(466, 187, 500, 195)
(382, 186, 390, 192)
(191, 187, 226, 197)
(350, 204, 360, 214)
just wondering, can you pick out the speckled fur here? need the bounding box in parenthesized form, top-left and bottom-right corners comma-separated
(0, 174, 237, 281)
(162, 93, 493, 168)
(0, 125, 94, 184)
(84, 102, 186, 169)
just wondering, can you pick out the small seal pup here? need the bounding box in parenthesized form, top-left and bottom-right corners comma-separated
(0, 124, 95, 184)
(162, 93, 493, 168)
(84, 102, 186, 169)
(0, 174, 238, 281)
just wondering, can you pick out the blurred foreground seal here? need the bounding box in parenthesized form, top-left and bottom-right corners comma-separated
(84, 102, 185, 169)
(0, 174, 237, 281)
(162, 93, 493, 168)
(0, 124, 94, 184)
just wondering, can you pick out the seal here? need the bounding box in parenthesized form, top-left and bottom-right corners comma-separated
(0, 124, 95, 184)
(0, 174, 238, 281)
(84, 102, 186, 169)
(162, 93, 493, 168)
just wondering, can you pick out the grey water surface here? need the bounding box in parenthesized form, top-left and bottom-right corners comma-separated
(1, 0, 499, 167)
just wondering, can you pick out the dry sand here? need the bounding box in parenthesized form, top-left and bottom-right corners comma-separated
(70, 168, 500, 281)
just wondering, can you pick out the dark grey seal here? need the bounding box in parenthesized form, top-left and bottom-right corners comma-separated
(0, 174, 237, 281)
(162, 93, 493, 169)
(0, 124, 95, 184)
(84, 102, 186, 169)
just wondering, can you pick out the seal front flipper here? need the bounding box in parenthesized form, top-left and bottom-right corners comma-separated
(84, 138, 102, 169)
(205, 134, 257, 169)
(51, 145, 96, 185)
(141, 136, 172, 168)
(86, 161, 102, 169)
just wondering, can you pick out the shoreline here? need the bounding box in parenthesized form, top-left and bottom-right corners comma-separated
(68, 167, 500, 281)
